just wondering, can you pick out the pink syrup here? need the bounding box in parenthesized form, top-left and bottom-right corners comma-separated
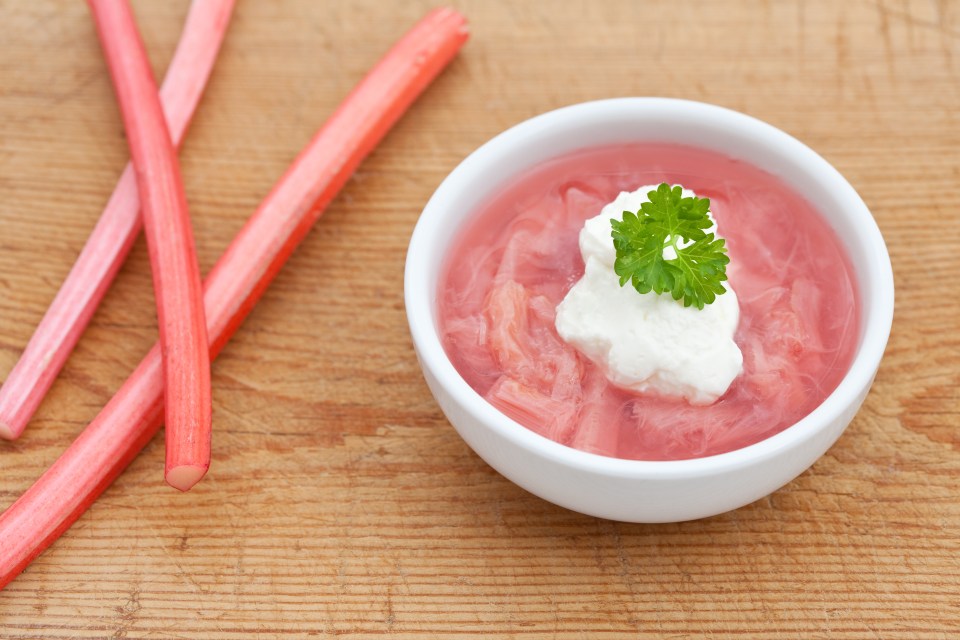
(438, 144, 861, 460)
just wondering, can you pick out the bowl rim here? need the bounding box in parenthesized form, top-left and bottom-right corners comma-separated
(404, 97, 894, 479)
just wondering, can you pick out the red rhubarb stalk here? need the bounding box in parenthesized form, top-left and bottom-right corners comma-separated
(89, 0, 212, 492)
(0, 0, 235, 442)
(0, 7, 468, 589)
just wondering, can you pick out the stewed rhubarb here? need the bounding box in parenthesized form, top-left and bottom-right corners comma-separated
(438, 143, 861, 460)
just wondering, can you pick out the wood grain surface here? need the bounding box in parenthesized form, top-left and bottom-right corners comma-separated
(1, 1, 958, 637)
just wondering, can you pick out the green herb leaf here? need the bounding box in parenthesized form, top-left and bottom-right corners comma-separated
(610, 183, 729, 310)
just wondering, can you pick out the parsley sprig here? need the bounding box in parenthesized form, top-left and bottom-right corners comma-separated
(610, 183, 729, 310)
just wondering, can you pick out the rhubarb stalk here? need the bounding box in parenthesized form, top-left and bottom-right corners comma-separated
(88, 0, 212, 492)
(0, 0, 235, 442)
(0, 7, 468, 589)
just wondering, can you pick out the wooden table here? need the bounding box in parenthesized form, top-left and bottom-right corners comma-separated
(1, 1, 957, 637)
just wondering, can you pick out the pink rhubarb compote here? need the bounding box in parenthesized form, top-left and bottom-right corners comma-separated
(437, 143, 860, 461)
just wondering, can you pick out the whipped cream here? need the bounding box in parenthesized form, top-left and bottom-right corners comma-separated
(555, 185, 743, 405)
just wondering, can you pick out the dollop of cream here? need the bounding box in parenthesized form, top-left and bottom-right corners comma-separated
(555, 185, 743, 405)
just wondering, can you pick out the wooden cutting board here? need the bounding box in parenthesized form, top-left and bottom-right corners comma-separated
(1, 1, 958, 637)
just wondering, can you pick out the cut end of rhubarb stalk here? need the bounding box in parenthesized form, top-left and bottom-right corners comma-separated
(165, 464, 208, 492)
(0, 420, 15, 441)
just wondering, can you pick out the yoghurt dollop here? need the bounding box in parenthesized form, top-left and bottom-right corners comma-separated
(555, 185, 743, 405)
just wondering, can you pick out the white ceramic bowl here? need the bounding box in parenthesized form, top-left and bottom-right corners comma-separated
(404, 98, 893, 522)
